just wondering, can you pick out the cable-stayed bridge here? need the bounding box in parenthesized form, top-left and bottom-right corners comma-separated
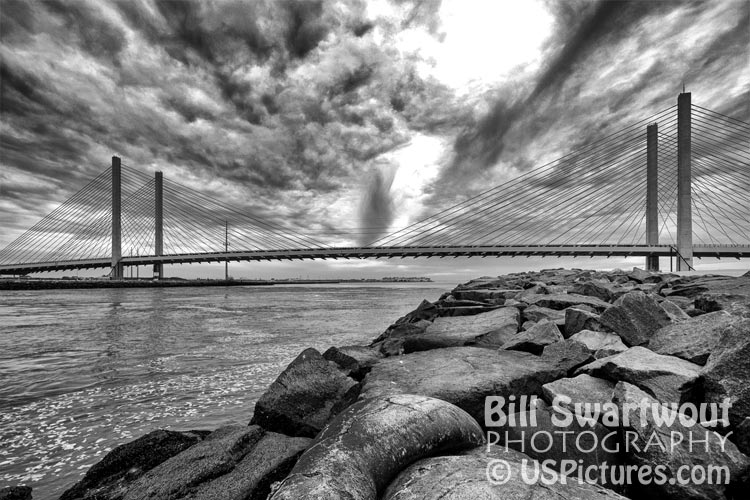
(1, 93, 748, 278)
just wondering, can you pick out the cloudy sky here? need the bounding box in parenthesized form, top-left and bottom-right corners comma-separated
(1, 0, 748, 280)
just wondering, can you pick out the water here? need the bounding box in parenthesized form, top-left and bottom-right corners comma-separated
(0, 283, 449, 498)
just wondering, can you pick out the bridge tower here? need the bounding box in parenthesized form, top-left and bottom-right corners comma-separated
(645, 123, 659, 271)
(111, 156, 123, 280)
(154, 171, 164, 279)
(677, 92, 693, 270)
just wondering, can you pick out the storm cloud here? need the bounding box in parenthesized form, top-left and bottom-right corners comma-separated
(1, 0, 748, 252)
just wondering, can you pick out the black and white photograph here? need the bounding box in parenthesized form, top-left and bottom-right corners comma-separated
(1, 0, 749, 498)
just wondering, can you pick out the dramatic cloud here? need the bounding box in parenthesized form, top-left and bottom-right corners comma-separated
(358, 164, 396, 245)
(1, 0, 748, 275)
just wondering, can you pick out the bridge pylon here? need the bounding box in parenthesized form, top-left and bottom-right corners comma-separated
(645, 123, 659, 271)
(676, 92, 693, 270)
(154, 171, 164, 279)
(111, 156, 123, 280)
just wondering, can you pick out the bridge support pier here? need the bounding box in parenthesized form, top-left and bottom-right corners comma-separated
(154, 171, 164, 279)
(677, 92, 693, 271)
(646, 123, 659, 271)
(111, 156, 123, 280)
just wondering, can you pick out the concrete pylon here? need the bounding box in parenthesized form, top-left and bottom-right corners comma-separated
(154, 171, 164, 279)
(646, 123, 659, 271)
(111, 156, 123, 280)
(676, 92, 693, 271)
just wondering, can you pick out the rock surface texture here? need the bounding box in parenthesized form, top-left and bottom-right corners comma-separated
(60, 268, 750, 500)
(250, 347, 358, 437)
(269, 394, 484, 500)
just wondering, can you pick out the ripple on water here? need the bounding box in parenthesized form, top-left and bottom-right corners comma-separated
(0, 284, 447, 497)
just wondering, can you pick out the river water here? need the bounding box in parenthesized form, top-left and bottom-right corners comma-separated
(0, 283, 449, 498)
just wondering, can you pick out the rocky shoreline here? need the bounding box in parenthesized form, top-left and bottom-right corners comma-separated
(3, 267, 750, 500)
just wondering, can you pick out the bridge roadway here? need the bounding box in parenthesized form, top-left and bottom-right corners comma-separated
(1, 244, 749, 275)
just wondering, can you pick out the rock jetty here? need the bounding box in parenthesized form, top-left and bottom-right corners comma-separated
(8, 267, 750, 500)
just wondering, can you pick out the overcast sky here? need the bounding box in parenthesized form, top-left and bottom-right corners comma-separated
(1, 0, 748, 280)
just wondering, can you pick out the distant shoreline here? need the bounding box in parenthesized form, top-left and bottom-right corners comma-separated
(0, 277, 433, 290)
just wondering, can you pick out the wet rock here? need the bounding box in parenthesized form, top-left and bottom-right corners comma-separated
(122, 425, 265, 500)
(542, 374, 616, 424)
(269, 394, 484, 500)
(323, 345, 383, 380)
(614, 381, 750, 500)
(0, 487, 32, 500)
(185, 431, 311, 500)
(360, 347, 573, 423)
(568, 330, 627, 358)
(576, 346, 701, 405)
(648, 311, 735, 365)
(599, 291, 671, 346)
(523, 293, 611, 312)
(701, 318, 750, 429)
(393, 307, 520, 353)
(500, 320, 563, 355)
(564, 307, 603, 337)
(383, 452, 628, 500)
(60, 429, 206, 500)
(251, 348, 358, 437)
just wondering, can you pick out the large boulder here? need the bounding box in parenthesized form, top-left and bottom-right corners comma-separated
(614, 381, 750, 500)
(122, 426, 265, 500)
(494, 401, 622, 476)
(60, 429, 207, 500)
(521, 305, 565, 327)
(390, 307, 520, 353)
(564, 307, 603, 337)
(575, 346, 701, 405)
(436, 302, 501, 317)
(568, 330, 627, 358)
(734, 418, 750, 456)
(323, 345, 383, 380)
(251, 348, 358, 437)
(540, 339, 595, 375)
(648, 311, 735, 365)
(360, 347, 574, 424)
(0, 487, 32, 500)
(454, 276, 510, 290)
(571, 280, 621, 303)
(184, 431, 311, 500)
(500, 320, 563, 355)
(666, 275, 750, 317)
(626, 267, 665, 284)
(701, 318, 750, 429)
(542, 374, 616, 424)
(451, 288, 518, 303)
(522, 293, 610, 312)
(658, 298, 692, 322)
(599, 291, 671, 346)
(269, 395, 484, 500)
(383, 452, 628, 499)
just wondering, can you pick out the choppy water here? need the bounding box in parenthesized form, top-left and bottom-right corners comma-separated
(0, 283, 448, 498)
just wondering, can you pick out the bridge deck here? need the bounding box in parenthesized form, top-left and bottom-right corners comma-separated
(1, 244, 748, 274)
